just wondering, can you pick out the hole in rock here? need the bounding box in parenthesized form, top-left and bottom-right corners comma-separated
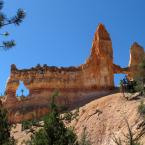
(16, 81, 29, 97)
(114, 74, 126, 87)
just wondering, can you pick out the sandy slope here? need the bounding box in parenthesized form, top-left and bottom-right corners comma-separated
(12, 93, 145, 145)
(69, 93, 145, 145)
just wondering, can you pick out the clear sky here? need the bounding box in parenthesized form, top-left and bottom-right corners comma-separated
(0, 0, 145, 95)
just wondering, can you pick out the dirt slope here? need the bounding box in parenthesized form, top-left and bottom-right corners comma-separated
(69, 93, 145, 145)
(12, 93, 145, 145)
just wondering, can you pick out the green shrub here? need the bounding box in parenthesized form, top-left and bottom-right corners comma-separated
(0, 104, 16, 145)
(27, 93, 78, 145)
(22, 119, 39, 131)
(63, 108, 79, 123)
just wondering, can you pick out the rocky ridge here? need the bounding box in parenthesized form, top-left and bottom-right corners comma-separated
(1, 23, 145, 123)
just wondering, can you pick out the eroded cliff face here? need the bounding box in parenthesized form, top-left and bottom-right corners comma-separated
(128, 42, 145, 79)
(3, 23, 145, 123)
(129, 42, 145, 67)
(84, 24, 114, 88)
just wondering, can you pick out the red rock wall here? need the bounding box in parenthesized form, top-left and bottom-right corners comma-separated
(3, 24, 145, 123)
(5, 24, 114, 107)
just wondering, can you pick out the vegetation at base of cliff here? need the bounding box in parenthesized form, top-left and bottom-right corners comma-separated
(21, 102, 79, 131)
(25, 93, 78, 145)
(120, 58, 145, 99)
(62, 108, 79, 123)
(24, 92, 91, 145)
(22, 119, 40, 131)
(0, 102, 16, 145)
(0, 0, 25, 50)
(119, 76, 137, 94)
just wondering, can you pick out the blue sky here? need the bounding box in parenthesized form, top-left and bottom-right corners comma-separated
(0, 0, 145, 95)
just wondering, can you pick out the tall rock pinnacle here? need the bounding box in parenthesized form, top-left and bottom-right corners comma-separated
(127, 42, 145, 79)
(86, 23, 113, 64)
(94, 23, 111, 41)
(129, 42, 145, 67)
(85, 23, 114, 88)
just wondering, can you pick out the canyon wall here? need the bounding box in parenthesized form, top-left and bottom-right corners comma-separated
(3, 24, 145, 123)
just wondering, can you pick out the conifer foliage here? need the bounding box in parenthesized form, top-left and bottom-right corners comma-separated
(28, 93, 78, 145)
(0, 101, 16, 145)
(0, 0, 25, 49)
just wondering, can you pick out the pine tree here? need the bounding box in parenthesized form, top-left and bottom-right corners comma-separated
(0, 1, 25, 143)
(28, 93, 78, 145)
(0, 0, 25, 50)
(0, 101, 16, 145)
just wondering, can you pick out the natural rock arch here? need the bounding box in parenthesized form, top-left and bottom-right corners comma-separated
(16, 81, 29, 97)
(3, 23, 145, 123)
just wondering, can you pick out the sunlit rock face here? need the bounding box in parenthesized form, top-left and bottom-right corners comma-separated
(84, 24, 114, 89)
(3, 24, 145, 123)
(128, 42, 145, 79)
(129, 42, 145, 67)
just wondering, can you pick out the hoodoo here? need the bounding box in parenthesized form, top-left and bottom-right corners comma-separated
(2, 23, 145, 123)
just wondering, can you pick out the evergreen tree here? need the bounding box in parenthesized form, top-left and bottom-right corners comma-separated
(28, 93, 78, 145)
(0, 0, 25, 50)
(0, 1, 25, 144)
(0, 101, 16, 145)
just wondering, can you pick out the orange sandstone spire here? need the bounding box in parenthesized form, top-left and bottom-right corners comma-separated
(89, 23, 113, 59)
(94, 23, 111, 41)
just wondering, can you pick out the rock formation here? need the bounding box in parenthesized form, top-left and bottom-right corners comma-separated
(128, 42, 145, 79)
(129, 42, 145, 67)
(113, 42, 145, 77)
(84, 24, 114, 89)
(2, 23, 145, 123)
